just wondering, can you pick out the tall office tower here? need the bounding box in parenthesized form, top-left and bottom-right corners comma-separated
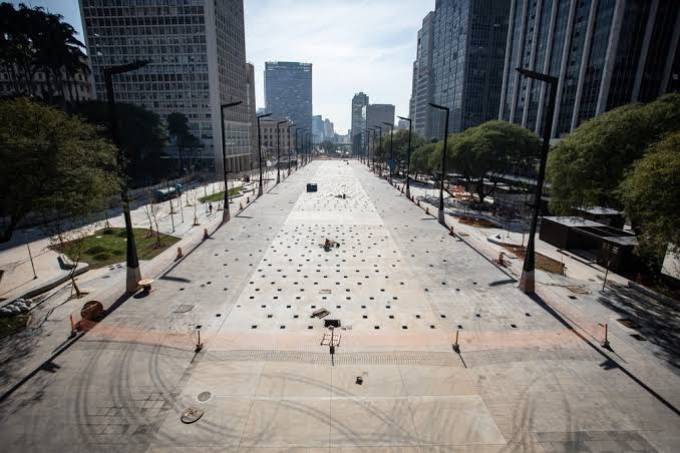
(79, 0, 251, 174)
(324, 119, 334, 141)
(351, 92, 369, 156)
(245, 62, 258, 170)
(410, 11, 435, 138)
(499, 0, 680, 139)
(264, 61, 313, 134)
(364, 104, 396, 132)
(312, 115, 324, 143)
(408, 1, 510, 139)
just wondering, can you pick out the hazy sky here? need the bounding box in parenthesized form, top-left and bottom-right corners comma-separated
(13, 0, 433, 133)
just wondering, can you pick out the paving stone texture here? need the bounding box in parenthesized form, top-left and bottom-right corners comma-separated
(0, 161, 678, 452)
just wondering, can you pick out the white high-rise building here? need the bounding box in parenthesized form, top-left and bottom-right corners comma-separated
(79, 0, 252, 173)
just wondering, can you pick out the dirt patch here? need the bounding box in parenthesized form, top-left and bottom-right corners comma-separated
(502, 244, 566, 275)
(458, 216, 497, 228)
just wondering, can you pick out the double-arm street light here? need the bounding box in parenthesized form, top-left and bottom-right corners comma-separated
(382, 121, 394, 184)
(429, 103, 450, 226)
(398, 115, 412, 199)
(104, 59, 150, 293)
(515, 67, 558, 294)
(220, 100, 242, 223)
(276, 120, 287, 184)
(256, 112, 272, 197)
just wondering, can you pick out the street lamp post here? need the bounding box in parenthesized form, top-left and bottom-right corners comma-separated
(429, 103, 450, 226)
(374, 125, 382, 176)
(256, 112, 272, 197)
(220, 100, 242, 223)
(295, 128, 301, 170)
(382, 122, 394, 184)
(104, 60, 150, 293)
(515, 67, 558, 294)
(276, 120, 287, 184)
(287, 122, 295, 175)
(398, 115, 412, 199)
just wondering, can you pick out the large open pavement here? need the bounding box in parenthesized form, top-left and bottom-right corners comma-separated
(0, 160, 678, 452)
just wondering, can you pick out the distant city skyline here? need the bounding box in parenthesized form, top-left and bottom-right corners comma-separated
(16, 0, 432, 133)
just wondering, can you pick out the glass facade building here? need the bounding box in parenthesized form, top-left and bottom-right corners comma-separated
(79, 0, 252, 173)
(264, 61, 313, 137)
(499, 0, 680, 138)
(409, 0, 510, 139)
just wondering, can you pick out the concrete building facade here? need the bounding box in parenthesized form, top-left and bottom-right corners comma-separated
(79, 0, 252, 173)
(258, 118, 294, 162)
(264, 61, 313, 135)
(408, 0, 510, 139)
(364, 103, 395, 133)
(351, 92, 369, 156)
(499, 0, 680, 138)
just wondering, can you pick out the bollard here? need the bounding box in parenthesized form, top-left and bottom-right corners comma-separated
(246, 197, 250, 204)
(449, 225, 455, 236)
(203, 228, 209, 240)
(425, 207, 429, 215)
(239, 202, 243, 210)
(69, 314, 77, 338)
(599, 323, 611, 349)
(176, 247, 183, 260)
(195, 325, 203, 352)
(453, 329, 460, 353)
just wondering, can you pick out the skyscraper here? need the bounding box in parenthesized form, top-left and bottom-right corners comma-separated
(264, 61, 313, 134)
(499, 0, 680, 139)
(312, 115, 324, 144)
(408, 0, 510, 139)
(79, 0, 252, 173)
(245, 62, 258, 169)
(364, 104, 395, 131)
(351, 92, 369, 156)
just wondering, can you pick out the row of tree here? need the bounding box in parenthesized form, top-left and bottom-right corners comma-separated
(375, 94, 679, 269)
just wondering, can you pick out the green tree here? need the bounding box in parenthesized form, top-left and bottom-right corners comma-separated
(167, 112, 198, 176)
(430, 120, 541, 204)
(620, 132, 680, 264)
(0, 98, 118, 242)
(547, 93, 680, 214)
(73, 100, 169, 187)
(0, 3, 87, 104)
(410, 142, 437, 180)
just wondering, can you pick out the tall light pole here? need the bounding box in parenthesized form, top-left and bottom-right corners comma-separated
(294, 128, 301, 170)
(429, 103, 449, 226)
(104, 59, 149, 293)
(515, 67, 558, 294)
(382, 121, 394, 184)
(287, 122, 295, 175)
(374, 125, 382, 176)
(256, 112, 272, 197)
(364, 128, 371, 167)
(220, 100, 242, 223)
(398, 115, 412, 199)
(275, 120, 287, 184)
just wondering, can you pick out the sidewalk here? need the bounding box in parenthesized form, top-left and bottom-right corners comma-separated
(0, 164, 294, 398)
(378, 169, 680, 409)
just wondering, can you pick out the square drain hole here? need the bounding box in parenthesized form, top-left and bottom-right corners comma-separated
(324, 319, 341, 328)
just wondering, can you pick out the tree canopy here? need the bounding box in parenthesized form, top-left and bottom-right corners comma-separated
(0, 2, 88, 104)
(73, 100, 170, 187)
(547, 93, 680, 214)
(0, 98, 118, 242)
(619, 132, 680, 264)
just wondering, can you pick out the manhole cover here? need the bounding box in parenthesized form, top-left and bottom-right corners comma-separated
(197, 391, 212, 402)
(180, 407, 204, 424)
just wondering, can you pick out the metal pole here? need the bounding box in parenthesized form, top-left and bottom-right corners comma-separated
(26, 243, 37, 279)
(429, 103, 450, 226)
(399, 116, 412, 199)
(220, 101, 242, 223)
(517, 68, 558, 294)
(383, 122, 394, 184)
(105, 67, 141, 293)
(255, 112, 271, 197)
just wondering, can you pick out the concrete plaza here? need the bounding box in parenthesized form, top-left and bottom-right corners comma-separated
(0, 160, 678, 452)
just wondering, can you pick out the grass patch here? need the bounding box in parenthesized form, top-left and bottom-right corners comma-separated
(198, 186, 241, 203)
(502, 244, 566, 275)
(54, 228, 180, 269)
(458, 216, 498, 228)
(0, 313, 29, 338)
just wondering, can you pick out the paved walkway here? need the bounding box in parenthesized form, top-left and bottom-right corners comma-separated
(0, 160, 678, 452)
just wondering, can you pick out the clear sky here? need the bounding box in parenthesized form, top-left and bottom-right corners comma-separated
(12, 0, 434, 134)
